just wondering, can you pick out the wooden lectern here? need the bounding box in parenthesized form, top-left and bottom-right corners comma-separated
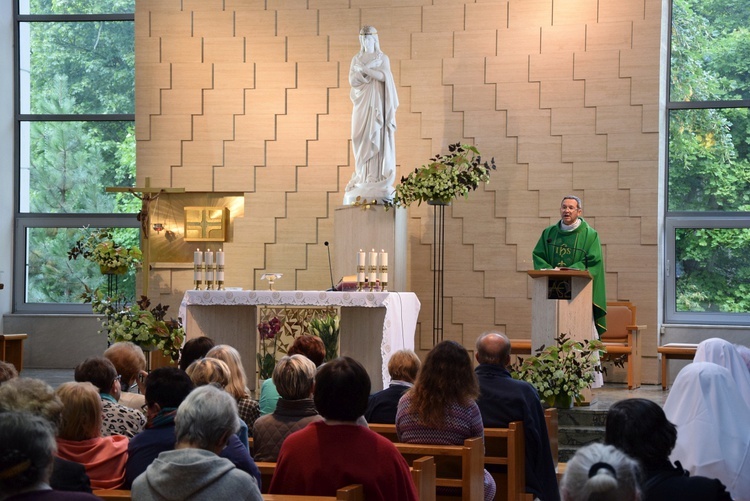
(528, 269, 593, 353)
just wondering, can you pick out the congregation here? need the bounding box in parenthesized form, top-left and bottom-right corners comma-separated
(0, 333, 749, 501)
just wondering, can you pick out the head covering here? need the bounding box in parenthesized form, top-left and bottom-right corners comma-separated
(693, 337, 750, 410)
(664, 362, 750, 500)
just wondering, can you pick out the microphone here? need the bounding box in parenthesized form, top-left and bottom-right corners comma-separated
(324, 241, 336, 291)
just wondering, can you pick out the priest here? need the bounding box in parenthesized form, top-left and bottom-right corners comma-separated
(532, 195, 607, 336)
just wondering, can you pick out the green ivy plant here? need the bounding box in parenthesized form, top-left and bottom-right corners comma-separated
(385, 143, 496, 209)
(511, 333, 605, 407)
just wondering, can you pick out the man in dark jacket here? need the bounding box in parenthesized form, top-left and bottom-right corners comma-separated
(475, 332, 560, 501)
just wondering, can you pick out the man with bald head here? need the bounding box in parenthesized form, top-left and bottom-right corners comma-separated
(475, 332, 559, 501)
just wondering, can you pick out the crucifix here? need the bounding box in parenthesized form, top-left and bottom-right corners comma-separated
(106, 177, 185, 297)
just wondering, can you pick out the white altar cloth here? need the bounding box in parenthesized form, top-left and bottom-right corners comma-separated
(179, 290, 420, 388)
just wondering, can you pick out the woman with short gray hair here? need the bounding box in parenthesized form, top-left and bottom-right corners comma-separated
(252, 355, 322, 462)
(132, 385, 262, 500)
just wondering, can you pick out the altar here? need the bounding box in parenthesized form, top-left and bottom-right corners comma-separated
(179, 290, 421, 392)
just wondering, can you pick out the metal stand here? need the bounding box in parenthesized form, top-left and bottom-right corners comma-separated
(430, 201, 447, 346)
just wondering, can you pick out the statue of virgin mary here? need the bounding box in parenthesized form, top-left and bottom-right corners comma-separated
(343, 26, 399, 205)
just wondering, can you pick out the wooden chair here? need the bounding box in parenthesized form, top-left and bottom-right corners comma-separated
(393, 437, 485, 501)
(367, 422, 398, 442)
(262, 484, 364, 500)
(509, 339, 532, 355)
(657, 343, 698, 389)
(92, 490, 131, 500)
(0, 334, 27, 372)
(601, 301, 645, 389)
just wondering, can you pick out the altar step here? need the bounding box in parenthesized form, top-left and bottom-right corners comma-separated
(557, 407, 607, 463)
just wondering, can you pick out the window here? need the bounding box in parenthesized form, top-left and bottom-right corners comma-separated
(14, 1, 137, 313)
(666, 0, 750, 323)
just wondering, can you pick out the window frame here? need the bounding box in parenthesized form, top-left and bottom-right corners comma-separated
(664, 0, 750, 326)
(13, 4, 136, 314)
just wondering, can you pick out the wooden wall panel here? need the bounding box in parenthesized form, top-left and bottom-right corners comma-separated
(136, 0, 663, 383)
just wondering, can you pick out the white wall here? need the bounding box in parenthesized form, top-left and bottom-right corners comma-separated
(0, 2, 14, 331)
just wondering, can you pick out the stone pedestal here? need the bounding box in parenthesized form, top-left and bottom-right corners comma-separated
(333, 205, 407, 292)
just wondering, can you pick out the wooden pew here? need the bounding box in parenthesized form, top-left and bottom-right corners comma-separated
(257, 461, 276, 494)
(484, 422, 526, 501)
(256, 458, 435, 500)
(93, 490, 131, 500)
(262, 484, 364, 500)
(393, 437, 485, 501)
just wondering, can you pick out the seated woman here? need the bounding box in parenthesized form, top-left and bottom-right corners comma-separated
(252, 355, 322, 461)
(560, 443, 641, 501)
(269, 357, 417, 500)
(186, 358, 250, 450)
(259, 335, 326, 415)
(664, 362, 750, 501)
(0, 411, 99, 500)
(178, 336, 215, 371)
(0, 378, 91, 493)
(206, 344, 260, 434)
(55, 382, 128, 490)
(73, 357, 146, 438)
(103, 342, 148, 412)
(396, 340, 496, 501)
(605, 398, 731, 501)
(365, 349, 421, 424)
(693, 337, 750, 409)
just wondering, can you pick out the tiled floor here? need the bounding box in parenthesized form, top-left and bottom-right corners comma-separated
(19, 368, 669, 410)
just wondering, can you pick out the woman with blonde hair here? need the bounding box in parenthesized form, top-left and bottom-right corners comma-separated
(186, 357, 251, 450)
(55, 382, 128, 490)
(206, 344, 260, 433)
(396, 340, 496, 501)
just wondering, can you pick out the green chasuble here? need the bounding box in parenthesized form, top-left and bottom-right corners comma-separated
(532, 218, 607, 336)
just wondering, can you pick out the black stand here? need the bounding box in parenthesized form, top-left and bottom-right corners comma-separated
(430, 201, 448, 346)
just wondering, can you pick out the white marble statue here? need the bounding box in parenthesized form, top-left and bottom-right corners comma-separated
(343, 26, 399, 205)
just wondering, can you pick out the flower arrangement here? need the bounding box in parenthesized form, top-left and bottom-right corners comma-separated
(68, 227, 142, 274)
(257, 317, 283, 379)
(511, 333, 605, 408)
(385, 143, 496, 208)
(308, 314, 340, 362)
(85, 289, 184, 362)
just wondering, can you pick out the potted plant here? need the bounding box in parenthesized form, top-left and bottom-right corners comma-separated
(85, 289, 185, 362)
(257, 316, 283, 380)
(68, 227, 142, 275)
(385, 143, 496, 208)
(511, 333, 605, 408)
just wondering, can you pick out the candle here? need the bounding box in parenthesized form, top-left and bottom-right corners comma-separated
(368, 249, 378, 283)
(206, 267, 214, 282)
(379, 250, 388, 267)
(357, 249, 366, 267)
(194, 249, 202, 282)
(205, 250, 214, 266)
(216, 249, 225, 266)
(217, 249, 225, 282)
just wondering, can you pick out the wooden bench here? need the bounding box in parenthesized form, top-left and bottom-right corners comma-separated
(369, 407, 558, 501)
(657, 343, 698, 390)
(0, 334, 27, 372)
(93, 490, 131, 500)
(484, 422, 527, 501)
(256, 457, 435, 500)
(262, 484, 364, 501)
(393, 437, 485, 501)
